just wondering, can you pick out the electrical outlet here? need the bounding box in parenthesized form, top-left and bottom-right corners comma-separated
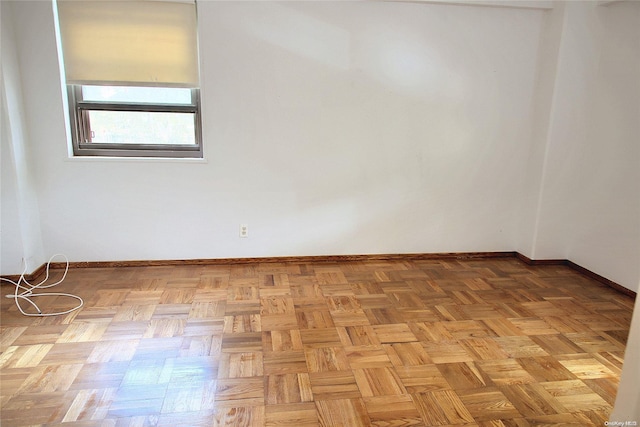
(239, 224, 249, 238)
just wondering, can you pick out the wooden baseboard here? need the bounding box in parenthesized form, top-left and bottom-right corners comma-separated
(45, 251, 515, 270)
(515, 253, 636, 298)
(514, 252, 565, 266)
(2, 251, 635, 298)
(564, 260, 636, 298)
(0, 263, 47, 286)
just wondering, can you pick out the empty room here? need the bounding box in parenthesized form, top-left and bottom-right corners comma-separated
(1, 0, 639, 425)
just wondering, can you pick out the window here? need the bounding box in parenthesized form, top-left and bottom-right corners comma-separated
(66, 85, 202, 158)
(55, 0, 202, 158)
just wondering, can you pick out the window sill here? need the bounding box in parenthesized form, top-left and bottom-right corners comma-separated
(65, 155, 208, 164)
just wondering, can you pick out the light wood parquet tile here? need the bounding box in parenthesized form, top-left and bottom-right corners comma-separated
(263, 329, 304, 352)
(346, 345, 393, 369)
(113, 304, 155, 322)
(219, 352, 264, 378)
(305, 346, 350, 372)
(396, 364, 452, 393)
(1, 257, 634, 426)
(353, 367, 407, 396)
(62, 387, 118, 422)
(265, 402, 319, 427)
(308, 370, 361, 400)
(476, 359, 538, 386)
(411, 389, 475, 425)
(265, 373, 313, 404)
(132, 336, 183, 360)
(215, 377, 264, 407)
(315, 398, 370, 427)
(0, 343, 53, 368)
(384, 341, 433, 366)
(456, 387, 521, 421)
(363, 394, 423, 426)
(583, 377, 620, 405)
(498, 382, 569, 417)
(69, 361, 129, 390)
(263, 350, 307, 375)
(438, 362, 487, 390)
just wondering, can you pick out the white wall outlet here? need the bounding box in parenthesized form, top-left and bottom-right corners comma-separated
(239, 224, 249, 238)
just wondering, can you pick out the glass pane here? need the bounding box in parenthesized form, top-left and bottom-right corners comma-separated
(87, 111, 196, 145)
(82, 86, 192, 105)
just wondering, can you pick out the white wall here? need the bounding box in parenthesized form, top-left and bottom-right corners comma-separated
(1, 95, 25, 274)
(515, 1, 564, 259)
(531, 1, 640, 290)
(1, 1, 638, 293)
(3, 0, 544, 267)
(1, 1, 45, 274)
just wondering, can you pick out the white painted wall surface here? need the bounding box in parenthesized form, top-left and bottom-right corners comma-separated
(1, 1, 45, 274)
(1, 97, 25, 275)
(516, 1, 565, 259)
(3, 1, 543, 268)
(532, 1, 640, 290)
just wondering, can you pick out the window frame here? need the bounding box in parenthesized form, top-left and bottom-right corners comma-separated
(67, 85, 203, 159)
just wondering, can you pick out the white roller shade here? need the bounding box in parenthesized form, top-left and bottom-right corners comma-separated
(57, 0, 199, 87)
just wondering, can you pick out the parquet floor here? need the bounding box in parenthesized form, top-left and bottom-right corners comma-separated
(0, 257, 635, 426)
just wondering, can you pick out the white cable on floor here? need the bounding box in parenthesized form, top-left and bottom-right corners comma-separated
(1, 254, 83, 317)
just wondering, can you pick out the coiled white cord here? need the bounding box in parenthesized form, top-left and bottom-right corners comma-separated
(1, 254, 83, 317)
